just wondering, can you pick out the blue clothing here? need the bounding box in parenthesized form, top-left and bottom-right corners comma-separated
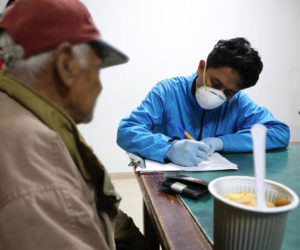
(117, 74, 290, 163)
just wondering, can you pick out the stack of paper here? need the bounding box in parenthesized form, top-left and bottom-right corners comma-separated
(135, 153, 238, 173)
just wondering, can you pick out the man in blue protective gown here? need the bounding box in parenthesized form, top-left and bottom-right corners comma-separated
(117, 38, 290, 167)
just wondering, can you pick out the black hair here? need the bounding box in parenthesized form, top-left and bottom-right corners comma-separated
(6, 0, 16, 7)
(206, 37, 263, 89)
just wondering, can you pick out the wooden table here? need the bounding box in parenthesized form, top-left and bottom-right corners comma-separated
(135, 173, 212, 250)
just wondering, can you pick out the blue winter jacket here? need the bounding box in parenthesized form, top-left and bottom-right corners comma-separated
(117, 74, 290, 163)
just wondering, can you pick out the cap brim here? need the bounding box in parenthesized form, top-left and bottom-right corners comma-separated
(92, 39, 129, 68)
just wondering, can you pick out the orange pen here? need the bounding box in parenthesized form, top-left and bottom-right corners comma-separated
(177, 125, 211, 157)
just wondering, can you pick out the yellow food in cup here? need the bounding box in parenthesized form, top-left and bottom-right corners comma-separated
(274, 196, 291, 207)
(225, 191, 291, 208)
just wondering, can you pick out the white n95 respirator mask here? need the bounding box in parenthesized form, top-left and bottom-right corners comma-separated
(195, 86, 226, 110)
(196, 61, 226, 110)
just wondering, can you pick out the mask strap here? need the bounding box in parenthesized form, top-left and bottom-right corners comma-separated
(203, 62, 207, 90)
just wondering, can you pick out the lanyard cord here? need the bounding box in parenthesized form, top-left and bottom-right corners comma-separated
(197, 110, 206, 141)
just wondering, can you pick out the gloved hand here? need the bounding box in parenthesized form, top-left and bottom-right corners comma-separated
(165, 139, 210, 167)
(201, 137, 224, 155)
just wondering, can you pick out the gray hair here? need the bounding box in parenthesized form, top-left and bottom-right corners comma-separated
(0, 31, 92, 84)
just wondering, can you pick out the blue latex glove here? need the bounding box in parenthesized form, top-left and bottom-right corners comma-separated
(165, 139, 210, 167)
(201, 137, 224, 155)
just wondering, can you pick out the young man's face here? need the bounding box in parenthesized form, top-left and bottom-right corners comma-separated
(196, 66, 242, 101)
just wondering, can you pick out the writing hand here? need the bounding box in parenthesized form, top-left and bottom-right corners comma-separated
(165, 139, 210, 167)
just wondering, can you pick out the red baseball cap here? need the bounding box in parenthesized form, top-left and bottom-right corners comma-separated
(0, 0, 128, 68)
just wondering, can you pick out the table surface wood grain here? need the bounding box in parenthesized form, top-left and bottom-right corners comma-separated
(136, 172, 212, 250)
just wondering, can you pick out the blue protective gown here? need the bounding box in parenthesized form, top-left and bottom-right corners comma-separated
(117, 74, 290, 163)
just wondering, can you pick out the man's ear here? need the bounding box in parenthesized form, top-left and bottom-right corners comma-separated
(197, 59, 206, 75)
(53, 43, 79, 87)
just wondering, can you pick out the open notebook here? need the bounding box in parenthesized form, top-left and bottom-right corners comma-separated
(129, 152, 238, 173)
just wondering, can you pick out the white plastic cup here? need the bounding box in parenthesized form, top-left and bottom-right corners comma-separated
(208, 176, 299, 250)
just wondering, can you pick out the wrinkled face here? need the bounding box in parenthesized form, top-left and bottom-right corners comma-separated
(196, 66, 242, 101)
(71, 49, 103, 123)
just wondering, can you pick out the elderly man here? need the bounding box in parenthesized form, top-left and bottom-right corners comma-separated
(0, 0, 145, 249)
(117, 38, 290, 167)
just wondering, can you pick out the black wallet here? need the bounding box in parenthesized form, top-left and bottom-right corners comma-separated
(159, 174, 209, 200)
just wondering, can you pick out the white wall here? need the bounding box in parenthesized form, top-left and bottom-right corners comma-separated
(0, 1, 6, 12)
(3, 0, 299, 172)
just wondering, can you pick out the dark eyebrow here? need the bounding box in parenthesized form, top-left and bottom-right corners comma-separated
(211, 76, 240, 93)
(211, 77, 225, 87)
